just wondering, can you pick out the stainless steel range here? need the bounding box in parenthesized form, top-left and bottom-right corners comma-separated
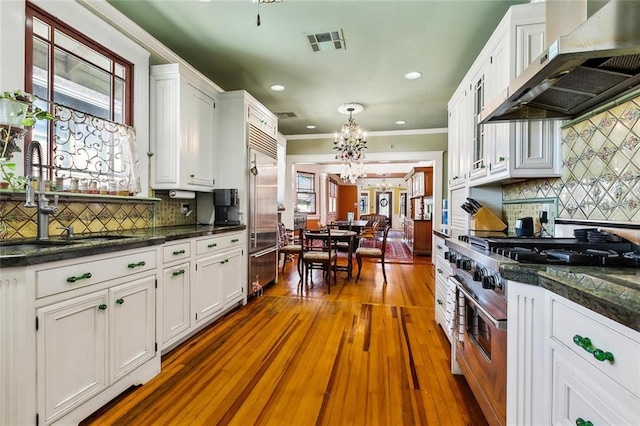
(446, 228, 639, 426)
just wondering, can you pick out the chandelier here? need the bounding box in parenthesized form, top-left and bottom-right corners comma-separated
(334, 103, 367, 183)
(377, 174, 392, 191)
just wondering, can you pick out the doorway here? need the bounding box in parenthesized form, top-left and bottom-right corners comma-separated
(376, 191, 392, 228)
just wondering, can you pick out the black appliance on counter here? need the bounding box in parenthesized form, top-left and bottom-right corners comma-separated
(213, 188, 240, 226)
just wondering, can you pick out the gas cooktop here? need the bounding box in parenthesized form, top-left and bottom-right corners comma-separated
(462, 235, 639, 267)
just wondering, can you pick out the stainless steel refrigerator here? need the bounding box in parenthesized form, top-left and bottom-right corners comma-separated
(248, 135, 278, 291)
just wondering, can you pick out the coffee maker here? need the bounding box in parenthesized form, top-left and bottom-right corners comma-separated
(214, 189, 240, 226)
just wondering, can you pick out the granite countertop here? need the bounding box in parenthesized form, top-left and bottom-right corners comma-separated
(0, 224, 247, 268)
(444, 236, 640, 333)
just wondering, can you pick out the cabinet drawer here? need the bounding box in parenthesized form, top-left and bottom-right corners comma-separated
(434, 236, 449, 262)
(196, 233, 243, 256)
(36, 249, 157, 299)
(163, 241, 191, 263)
(551, 346, 639, 425)
(550, 297, 640, 397)
(248, 104, 276, 138)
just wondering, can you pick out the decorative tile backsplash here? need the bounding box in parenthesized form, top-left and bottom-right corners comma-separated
(0, 191, 197, 240)
(504, 94, 640, 224)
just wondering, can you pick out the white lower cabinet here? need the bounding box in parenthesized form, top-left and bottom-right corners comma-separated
(37, 291, 109, 423)
(507, 281, 640, 426)
(37, 276, 155, 424)
(159, 231, 247, 353)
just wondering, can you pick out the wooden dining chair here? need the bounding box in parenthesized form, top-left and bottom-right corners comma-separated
(358, 220, 379, 247)
(301, 227, 337, 293)
(278, 228, 303, 278)
(355, 225, 391, 284)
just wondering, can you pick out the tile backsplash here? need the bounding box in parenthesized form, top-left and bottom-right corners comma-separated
(504, 94, 640, 226)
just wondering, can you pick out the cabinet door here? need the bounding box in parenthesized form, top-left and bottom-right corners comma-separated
(194, 253, 224, 325)
(186, 83, 216, 188)
(487, 31, 510, 176)
(161, 262, 191, 347)
(448, 93, 466, 188)
(152, 76, 180, 186)
(469, 64, 488, 181)
(110, 276, 156, 383)
(222, 248, 244, 307)
(37, 291, 108, 424)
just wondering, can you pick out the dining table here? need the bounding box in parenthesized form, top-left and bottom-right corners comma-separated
(303, 229, 358, 279)
(329, 220, 370, 234)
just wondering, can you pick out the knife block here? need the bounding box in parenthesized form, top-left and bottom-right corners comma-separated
(470, 207, 507, 231)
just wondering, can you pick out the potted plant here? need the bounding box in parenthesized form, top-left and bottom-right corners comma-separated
(0, 90, 54, 190)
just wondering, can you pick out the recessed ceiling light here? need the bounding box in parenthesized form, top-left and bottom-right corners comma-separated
(395, 120, 407, 125)
(306, 125, 316, 129)
(270, 84, 285, 92)
(379, 160, 390, 163)
(404, 71, 422, 80)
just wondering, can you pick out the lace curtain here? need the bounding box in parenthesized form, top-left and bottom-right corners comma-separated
(53, 105, 141, 194)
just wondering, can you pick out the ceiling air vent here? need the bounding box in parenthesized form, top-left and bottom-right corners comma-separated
(274, 112, 297, 119)
(306, 30, 345, 52)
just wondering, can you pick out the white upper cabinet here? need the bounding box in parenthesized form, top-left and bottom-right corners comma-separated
(150, 64, 219, 191)
(449, 3, 562, 188)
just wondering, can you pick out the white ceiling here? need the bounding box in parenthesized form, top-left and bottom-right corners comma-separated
(107, 0, 529, 137)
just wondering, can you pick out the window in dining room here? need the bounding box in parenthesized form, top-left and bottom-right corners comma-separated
(328, 179, 337, 215)
(296, 171, 316, 214)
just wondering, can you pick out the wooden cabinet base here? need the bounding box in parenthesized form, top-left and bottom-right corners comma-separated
(404, 219, 432, 256)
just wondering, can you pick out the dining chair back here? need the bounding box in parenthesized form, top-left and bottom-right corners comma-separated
(302, 227, 337, 293)
(355, 225, 391, 284)
(358, 220, 379, 247)
(278, 226, 303, 278)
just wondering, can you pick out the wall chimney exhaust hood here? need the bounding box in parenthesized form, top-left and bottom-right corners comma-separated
(480, 0, 640, 123)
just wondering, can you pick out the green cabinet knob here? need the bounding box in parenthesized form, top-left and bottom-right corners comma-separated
(437, 268, 443, 274)
(437, 245, 443, 250)
(116, 298, 124, 305)
(173, 249, 185, 255)
(207, 243, 217, 248)
(576, 418, 593, 426)
(66, 272, 92, 283)
(498, 156, 505, 162)
(172, 269, 186, 277)
(437, 299, 443, 305)
(231, 239, 239, 243)
(98, 304, 107, 310)
(127, 261, 146, 269)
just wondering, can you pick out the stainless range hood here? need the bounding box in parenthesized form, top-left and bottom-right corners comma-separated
(480, 0, 640, 123)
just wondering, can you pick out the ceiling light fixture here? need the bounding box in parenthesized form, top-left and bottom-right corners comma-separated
(334, 103, 367, 184)
(377, 174, 392, 191)
(253, 0, 282, 26)
(270, 84, 285, 91)
(306, 125, 316, 129)
(395, 120, 407, 125)
(404, 71, 422, 80)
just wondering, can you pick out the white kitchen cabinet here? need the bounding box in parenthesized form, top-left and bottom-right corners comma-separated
(37, 291, 109, 424)
(433, 235, 453, 343)
(248, 102, 277, 139)
(506, 281, 640, 426)
(31, 246, 161, 425)
(447, 88, 469, 189)
(150, 63, 218, 191)
(158, 231, 246, 353)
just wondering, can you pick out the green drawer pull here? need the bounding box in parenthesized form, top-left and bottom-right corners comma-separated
(172, 249, 186, 255)
(66, 272, 92, 283)
(575, 418, 593, 426)
(220, 259, 229, 264)
(98, 304, 107, 310)
(498, 156, 505, 162)
(128, 261, 146, 269)
(172, 269, 186, 277)
(116, 298, 124, 305)
(437, 268, 443, 274)
(573, 335, 615, 363)
(231, 239, 239, 243)
(437, 245, 443, 250)
(436, 299, 443, 305)
(207, 243, 217, 248)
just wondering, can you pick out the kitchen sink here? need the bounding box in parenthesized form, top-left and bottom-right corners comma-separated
(0, 235, 135, 251)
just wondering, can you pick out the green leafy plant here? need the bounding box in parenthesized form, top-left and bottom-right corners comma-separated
(0, 90, 54, 190)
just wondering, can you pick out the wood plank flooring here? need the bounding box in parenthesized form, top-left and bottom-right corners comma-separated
(82, 256, 487, 425)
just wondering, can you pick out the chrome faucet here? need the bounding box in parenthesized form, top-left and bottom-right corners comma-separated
(25, 141, 58, 240)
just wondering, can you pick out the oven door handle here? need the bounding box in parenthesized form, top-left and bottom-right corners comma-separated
(457, 284, 507, 330)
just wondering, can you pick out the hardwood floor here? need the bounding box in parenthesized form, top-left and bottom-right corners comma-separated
(82, 256, 488, 425)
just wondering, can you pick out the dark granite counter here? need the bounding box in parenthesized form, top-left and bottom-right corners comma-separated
(445, 237, 640, 333)
(0, 224, 246, 268)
